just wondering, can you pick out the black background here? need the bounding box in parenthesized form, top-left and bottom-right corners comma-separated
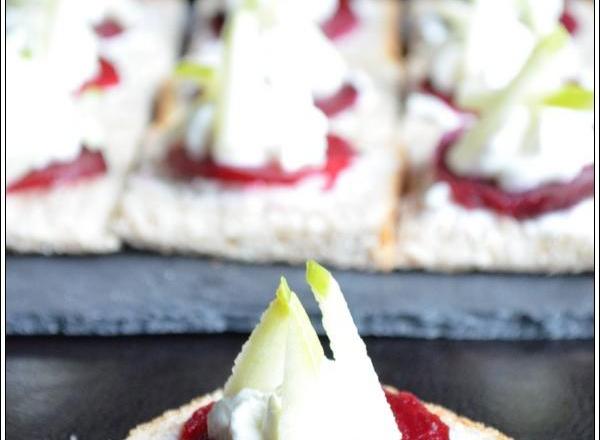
(6, 335, 594, 439)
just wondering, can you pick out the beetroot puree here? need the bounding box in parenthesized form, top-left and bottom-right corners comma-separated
(386, 390, 450, 440)
(167, 134, 356, 190)
(181, 403, 214, 440)
(435, 130, 594, 219)
(315, 83, 359, 117)
(94, 17, 125, 38)
(180, 389, 449, 440)
(560, 0, 579, 34)
(419, 79, 463, 113)
(78, 57, 120, 94)
(7, 148, 107, 194)
(321, 0, 359, 40)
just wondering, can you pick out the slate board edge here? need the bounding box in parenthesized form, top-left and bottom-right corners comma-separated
(7, 254, 594, 340)
(7, 311, 594, 340)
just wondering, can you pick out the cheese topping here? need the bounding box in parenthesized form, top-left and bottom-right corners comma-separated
(184, 2, 349, 172)
(208, 359, 377, 440)
(191, 0, 348, 98)
(208, 389, 276, 440)
(408, 3, 594, 192)
(472, 105, 593, 191)
(7, 0, 99, 93)
(6, 0, 103, 183)
(445, 27, 593, 191)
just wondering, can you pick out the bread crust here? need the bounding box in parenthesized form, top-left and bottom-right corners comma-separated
(126, 391, 222, 440)
(395, 122, 594, 273)
(7, 175, 122, 254)
(125, 388, 511, 440)
(426, 403, 513, 440)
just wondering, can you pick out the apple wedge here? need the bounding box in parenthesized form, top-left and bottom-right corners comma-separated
(223, 276, 326, 439)
(306, 260, 400, 439)
(224, 277, 293, 397)
(278, 286, 325, 440)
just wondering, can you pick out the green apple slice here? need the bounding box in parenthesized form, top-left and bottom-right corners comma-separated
(223, 277, 293, 397)
(306, 261, 400, 439)
(278, 290, 325, 440)
(542, 84, 594, 110)
(448, 26, 569, 173)
(212, 5, 264, 153)
(174, 61, 215, 84)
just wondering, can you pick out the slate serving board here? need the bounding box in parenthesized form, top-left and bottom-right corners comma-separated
(6, 252, 594, 339)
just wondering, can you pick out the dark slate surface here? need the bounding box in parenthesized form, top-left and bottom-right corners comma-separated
(6, 253, 594, 339)
(6, 335, 595, 439)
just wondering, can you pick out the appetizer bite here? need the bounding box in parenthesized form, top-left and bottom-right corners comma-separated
(397, 0, 594, 272)
(402, 0, 592, 163)
(127, 261, 510, 440)
(6, 0, 185, 253)
(116, 0, 403, 270)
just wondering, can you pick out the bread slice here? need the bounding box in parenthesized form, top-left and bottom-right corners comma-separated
(114, 122, 403, 270)
(394, 150, 594, 273)
(125, 389, 511, 440)
(6, 175, 122, 254)
(6, 0, 186, 254)
(5, 110, 142, 253)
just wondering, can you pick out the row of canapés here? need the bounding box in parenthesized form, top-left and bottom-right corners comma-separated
(6, 0, 594, 273)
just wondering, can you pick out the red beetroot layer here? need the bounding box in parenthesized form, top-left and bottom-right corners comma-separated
(78, 57, 120, 94)
(94, 17, 125, 38)
(560, 0, 579, 34)
(181, 402, 214, 440)
(419, 79, 462, 113)
(321, 0, 359, 40)
(435, 129, 594, 219)
(315, 82, 359, 117)
(210, 12, 226, 36)
(166, 134, 356, 190)
(386, 390, 450, 440)
(7, 148, 108, 195)
(209, 0, 358, 40)
(180, 389, 449, 440)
